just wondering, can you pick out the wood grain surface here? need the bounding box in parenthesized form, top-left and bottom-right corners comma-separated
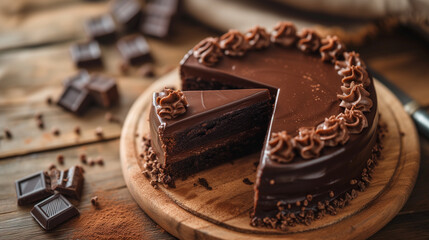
(0, 0, 428, 239)
(120, 70, 419, 239)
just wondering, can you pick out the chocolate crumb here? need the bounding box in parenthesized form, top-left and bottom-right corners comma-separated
(4, 128, 12, 139)
(269, 179, 275, 185)
(57, 154, 64, 165)
(34, 112, 43, 120)
(52, 127, 60, 136)
(91, 196, 99, 206)
(197, 178, 212, 190)
(350, 179, 357, 185)
(95, 127, 103, 138)
(48, 164, 56, 170)
(37, 119, 44, 129)
(80, 154, 87, 164)
(306, 194, 313, 202)
(329, 191, 334, 198)
(74, 126, 81, 135)
(46, 96, 53, 105)
(96, 157, 104, 166)
(88, 158, 95, 166)
(243, 178, 254, 185)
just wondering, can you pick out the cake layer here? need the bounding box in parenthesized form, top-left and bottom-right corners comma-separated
(150, 89, 272, 167)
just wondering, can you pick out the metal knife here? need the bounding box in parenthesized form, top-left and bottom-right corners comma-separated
(368, 67, 429, 139)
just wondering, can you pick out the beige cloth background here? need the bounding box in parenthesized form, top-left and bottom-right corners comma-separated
(183, 0, 429, 44)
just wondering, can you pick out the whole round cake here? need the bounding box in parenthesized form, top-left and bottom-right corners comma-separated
(143, 22, 382, 230)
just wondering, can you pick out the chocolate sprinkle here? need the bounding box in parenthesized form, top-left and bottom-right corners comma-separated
(243, 178, 254, 185)
(197, 178, 212, 191)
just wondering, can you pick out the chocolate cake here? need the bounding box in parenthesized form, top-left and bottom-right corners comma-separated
(149, 88, 272, 178)
(146, 22, 381, 230)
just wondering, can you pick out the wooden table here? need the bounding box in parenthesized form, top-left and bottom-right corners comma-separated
(0, 1, 428, 239)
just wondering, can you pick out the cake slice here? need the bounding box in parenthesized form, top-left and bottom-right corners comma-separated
(149, 88, 272, 178)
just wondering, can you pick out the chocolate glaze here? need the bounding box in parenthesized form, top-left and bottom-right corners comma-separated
(150, 89, 271, 165)
(180, 43, 378, 219)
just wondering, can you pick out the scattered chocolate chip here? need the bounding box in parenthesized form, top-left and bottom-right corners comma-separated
(48, 164, 56, 170)
(80, 154, 87, 164)
(37, 119, 45, 129)
(197, 178, 212, 190)
(46, 96, 53, 105)
(96, 157, 104, 166)
(74, 126, 81, 135)
(243, 178, 254, 185)
(57, 154, 64, 165)
(88, 158, 95, 166)
(52, 127, 60, 136)
(4, 128, 12, 139)
(91, 196, 99, 206)
(95, 127, 103, 138)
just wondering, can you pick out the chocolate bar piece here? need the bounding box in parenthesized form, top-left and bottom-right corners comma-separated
(84, 14, 117, 44)
(57, 85, 92, 115)
(87, 75, 119, 107)
(111, 0, 142, 31)
(63, 70, 90, 89)
(15, 171, 53, 206)
(140, 0, 179, 38)
(49, 166, 84, 200)
(69, 41, 102, 68)
(31, 193, 79, 230)
(117, 35, 151, 65)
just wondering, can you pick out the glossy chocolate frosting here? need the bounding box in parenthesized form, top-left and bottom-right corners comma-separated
(180, 34, 378, 220)
(150, 89, 271, 165)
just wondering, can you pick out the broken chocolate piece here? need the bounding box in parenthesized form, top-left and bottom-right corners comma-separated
(111, 0, 142, 31)
(49, 166, 84, 200)
(15, 171, 53, 206)
(63, 70, 91, 89)
(69, 41, 102, 68)
(84, 14, 117, 43)
(140, 0, 179, 38)
(86, 75, 119, 107)
(117, 35, 152, 66)
(57, 85, 93, 115)
(31, 193, 79, 230)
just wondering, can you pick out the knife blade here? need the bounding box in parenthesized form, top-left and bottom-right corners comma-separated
(368, 67, 429, 139)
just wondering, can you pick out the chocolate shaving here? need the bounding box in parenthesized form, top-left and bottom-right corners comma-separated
(156, 88, 188, 120)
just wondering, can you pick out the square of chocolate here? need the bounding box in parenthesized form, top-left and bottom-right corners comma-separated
(63, 70, 91, 89)
(111, 0, 142, 31)
(49, 166, 84, 200)
(117, 35, 152, 65)
(69, 41, 102, 68)
(15, 171, 53, 206)
(140, 12, 173, 38)
(84, 14, 117, 44)
(57, 85, 93, 115)
(87, 75, 119, 108)
(31, 193, 79, 230)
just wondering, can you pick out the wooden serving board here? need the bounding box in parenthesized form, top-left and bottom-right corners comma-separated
(120, 69, 420, 240)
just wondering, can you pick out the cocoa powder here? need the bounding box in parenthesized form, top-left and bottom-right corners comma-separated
(71, 192, 152, 240)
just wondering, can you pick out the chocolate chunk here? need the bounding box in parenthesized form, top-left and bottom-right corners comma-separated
(111, 0, 142, 31)
(140, 0, 179, 38)
(69, 41, 102, 68)
(15, 171, 53, 206)
(49, 166, 84, 200)
(117, 35, 152, 66)
(57, 85, 92, 115)
(63, 70, 91, 89)
(31, 193, 79, 230)
(86, 75, 119, 107)
(84, 14, 117, 43)
(197, 178, 212, 190)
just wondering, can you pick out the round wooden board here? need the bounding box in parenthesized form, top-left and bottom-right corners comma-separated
(120, 69, 420, 240)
